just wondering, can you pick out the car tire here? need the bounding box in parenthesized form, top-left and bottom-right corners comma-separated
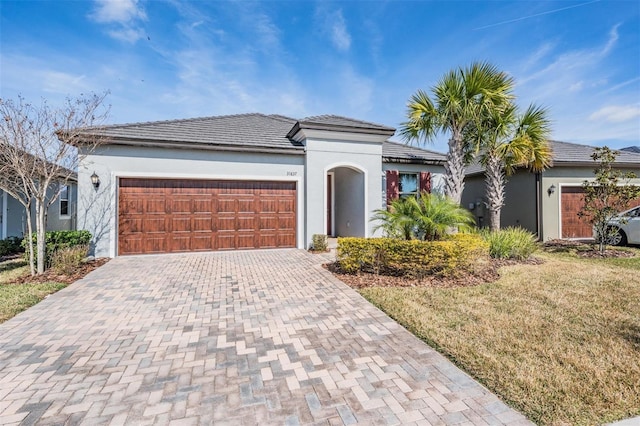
(607, 228, 627, 246)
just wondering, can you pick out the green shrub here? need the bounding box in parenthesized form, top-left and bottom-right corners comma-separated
(481, 227, 538, 260)
(50, 245, 89, 275)
(21, 230, 92, 266)
(311, 234, 328, 251)
(372, 192, 476, 240)
(0, 237, 24, 257)
(337, 233, 488, 278)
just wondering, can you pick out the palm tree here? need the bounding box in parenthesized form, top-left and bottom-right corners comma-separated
(471, 103, 552, 231)
(400, 62, 514, 204)
(371, 196, 419, 240)
(372, 192, 475, 240)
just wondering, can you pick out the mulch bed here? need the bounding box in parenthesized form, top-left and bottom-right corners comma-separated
(542, 239, 637, 258)
(324, 257, 542, 289)
(11, 258, 110, 285)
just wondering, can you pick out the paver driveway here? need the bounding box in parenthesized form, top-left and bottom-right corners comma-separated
(0, 249, 531, 425)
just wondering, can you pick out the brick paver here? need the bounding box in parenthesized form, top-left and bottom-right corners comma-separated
(0, 249, 532, 425)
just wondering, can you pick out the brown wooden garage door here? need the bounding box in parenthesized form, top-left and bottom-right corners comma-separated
(118, 178, 296, 255)
(561, 186, 640, 238)
(561, 187, 591, 238)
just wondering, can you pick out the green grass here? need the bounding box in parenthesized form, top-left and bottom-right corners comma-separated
(358, 249, 640, 426)
(0, 258, 67, 323)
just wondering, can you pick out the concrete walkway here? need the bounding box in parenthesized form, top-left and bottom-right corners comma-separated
(0, 249, 531, 425)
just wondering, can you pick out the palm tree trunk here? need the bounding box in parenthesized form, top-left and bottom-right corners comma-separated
(444, 135, 465, 204)
(485, 155, 505, 232)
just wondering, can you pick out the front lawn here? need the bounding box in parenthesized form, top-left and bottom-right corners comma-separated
(0, 258, 68, 323)
(358, 249, 640, 426)
(0, 256, 107, 324)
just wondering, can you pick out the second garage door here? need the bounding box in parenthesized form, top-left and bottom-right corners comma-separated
(561, 186, 640, 238)
(118, 178, 297, 255)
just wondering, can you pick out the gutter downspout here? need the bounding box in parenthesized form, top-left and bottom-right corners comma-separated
(535, 172, 542, 240)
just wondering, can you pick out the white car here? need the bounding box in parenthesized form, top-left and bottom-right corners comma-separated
(605, 205, 640, 246)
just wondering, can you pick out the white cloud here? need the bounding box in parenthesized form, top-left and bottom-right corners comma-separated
(107, 27, 145, 43)
(330, 10, 351, 51)
(315, 7, 352, 52)
(568, 81, 583, 92)
(522, 42, 555, 70)
(91, 0, 146, 23)
(90, 0, 147, 43)
(589, 105, 640, 123)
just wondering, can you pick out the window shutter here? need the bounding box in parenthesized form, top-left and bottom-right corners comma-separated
(386, 170, 399, 205)
(419, 172, 432, 193)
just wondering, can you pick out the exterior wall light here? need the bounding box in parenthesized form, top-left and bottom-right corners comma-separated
(547, 184, 556, 196)
(91, 171, 100, 190)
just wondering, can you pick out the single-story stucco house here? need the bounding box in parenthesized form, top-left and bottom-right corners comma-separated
(462, 140, 640, 240)
(0, 159, 77, 240)
(74, 114, 446, 257)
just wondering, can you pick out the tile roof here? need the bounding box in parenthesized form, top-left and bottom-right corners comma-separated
(298, 115, 396, 132)
(78, 113, 445, 163)
(382, 141, 446, 164)
(466, 140, 640, 175)
(82, 113, 304, 153)
(550, 140, 640, 165)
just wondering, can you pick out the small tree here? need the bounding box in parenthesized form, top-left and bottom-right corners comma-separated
(0, 94, 109, 275)
(578, 147, 640, 253)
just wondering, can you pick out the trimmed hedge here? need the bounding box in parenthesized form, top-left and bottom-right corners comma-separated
(0, 237, 24, 257)
(21, 230, 91, 265)
(337, 233, 488, 278)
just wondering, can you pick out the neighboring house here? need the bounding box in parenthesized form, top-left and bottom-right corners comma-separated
(462, 140, 640, 240)
(74, 114, 446, 257)
(0, 179, 77, 240)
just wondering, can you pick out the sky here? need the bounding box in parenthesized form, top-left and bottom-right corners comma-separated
(1, 0, 639, 153)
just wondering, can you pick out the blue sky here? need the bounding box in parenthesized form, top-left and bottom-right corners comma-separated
(1, 0, 639, 152)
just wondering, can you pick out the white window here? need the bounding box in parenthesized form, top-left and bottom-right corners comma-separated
(60, 185, 69, 217)
(399, 173, 419, 198)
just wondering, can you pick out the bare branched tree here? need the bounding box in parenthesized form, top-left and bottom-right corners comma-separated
(0, 93, 109, 275)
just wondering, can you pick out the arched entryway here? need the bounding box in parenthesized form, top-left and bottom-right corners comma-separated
(325, 165, 366, 237)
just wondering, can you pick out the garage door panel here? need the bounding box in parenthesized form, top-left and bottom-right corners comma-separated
(171, 217, 191, 232)
(191, 235, 214, 251)
(237, 217, 255, 231)
(217, 216, 236, 231)
(260, 201, 277, 213)
(192, 217, 213, 231)
(217, 199, 236, 214)
(118, 178, 296, 255)
(278, 199, 295, 213)
(217, 234, 236, 250)
(278, 216, 296, 230)
(143, 217, 168, 233)
(121, 198, 144, 214)
(277, 232, 296, 246)
(237, 199, 256, 213)
(119, 217, 143, 233)
(171, 236, 191, 252)
(192, 198, 211, 213)
(259, 216, 277, 230)
(237, 233, 257, 249)
(146, 199, 167, 214)
(170, 199, 191, 214)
